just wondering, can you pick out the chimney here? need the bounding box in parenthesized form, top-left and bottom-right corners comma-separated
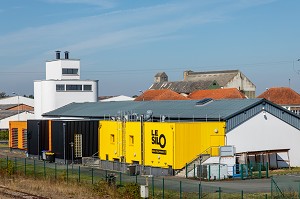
(55, 50, 61, 59)
(64, 51, 69, 59)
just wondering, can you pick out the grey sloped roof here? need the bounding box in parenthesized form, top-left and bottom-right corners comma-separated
(149, 80, 219, 94)
(0, 104, 18, 110)
(43, 99, 264, 120)
(184, 70, 239, 86)
(0, 110, 21, 119)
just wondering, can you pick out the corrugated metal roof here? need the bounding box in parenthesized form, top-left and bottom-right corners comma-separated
(43, 99, 263, 120)
(43, 98, 300, 130)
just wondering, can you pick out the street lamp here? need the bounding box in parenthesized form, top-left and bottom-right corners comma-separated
(12, 92, 19, 121)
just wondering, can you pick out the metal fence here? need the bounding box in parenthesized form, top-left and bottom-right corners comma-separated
(1, 155, 298, 199)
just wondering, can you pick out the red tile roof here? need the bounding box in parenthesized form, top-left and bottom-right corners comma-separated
(257, 87, 300, 105)
(134, 89, 188, 101)
(188, 88, 246, 100)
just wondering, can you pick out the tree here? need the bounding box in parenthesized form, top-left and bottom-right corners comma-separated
(0, 92, 8, 98)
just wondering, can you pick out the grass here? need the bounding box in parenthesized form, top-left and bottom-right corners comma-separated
(0, 143, 8, 148)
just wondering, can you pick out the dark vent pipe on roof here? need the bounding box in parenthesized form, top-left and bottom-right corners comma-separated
(64, 51, 69, 59)
(55, 50, 61, 59)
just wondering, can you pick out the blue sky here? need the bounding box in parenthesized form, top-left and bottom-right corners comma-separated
(1, 0, 300, 97)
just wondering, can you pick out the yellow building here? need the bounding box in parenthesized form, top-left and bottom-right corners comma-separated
(99, 121, 225, 170)
(9, 121, 28, 150)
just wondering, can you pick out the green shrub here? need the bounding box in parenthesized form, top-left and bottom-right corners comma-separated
(117, 182, 140, 199)
(0, 130, 8, 140)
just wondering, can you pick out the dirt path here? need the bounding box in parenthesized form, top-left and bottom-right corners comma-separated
(0, 185, 49, 199)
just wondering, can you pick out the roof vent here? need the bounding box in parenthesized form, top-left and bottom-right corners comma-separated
(55, 50, 61, 59)
(195, 98, 213, 106)
(64, 51, 69, 59)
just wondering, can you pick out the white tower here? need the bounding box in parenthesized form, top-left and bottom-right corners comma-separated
(34, 51, 98, 119)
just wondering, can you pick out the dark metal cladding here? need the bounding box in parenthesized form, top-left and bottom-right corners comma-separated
(27, 120, 49, 156)
(51, 120, 99, 162)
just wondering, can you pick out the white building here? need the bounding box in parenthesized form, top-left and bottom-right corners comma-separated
(0, 96, 34, 107)
(34, 51, 98, 119)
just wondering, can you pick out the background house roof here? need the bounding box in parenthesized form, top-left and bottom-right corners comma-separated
(257, 87, 300, 105)
(134, 89, 188, 101)
(100, 95, 134, 102)
(149, 80, 219, 94)
(184, 70, 240, 86)
(188, 88, 246, 100)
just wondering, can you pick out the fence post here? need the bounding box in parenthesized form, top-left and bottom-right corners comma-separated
(44, 161, 46, 178)
(92, 168, 94, 184)
(185, 163, 188, 178)
(199, 183, 202, 199)
(67, 163, 69, 183)
(105, 170, 108, 181)
(218, 187, 221, 199)
(266, 162, 269, 178)
(180, 181, 182, 199)
(78, 166, 80, 183)
(194, 164, 196, 178)
(162, 178, 164, 199)
(259, 163, 262, 179)
(55, 163, 57, 181)
(24, 158, 26, 176)
(241, 190, 243, 199)
(219, 164, 221, 180)
(152, 176, 154, 197)
(298, 182, 300, 199)
(241, 165, 244, 180)
(6, 155, 8, 169)
(135, 174, 137, 184)
(34, 159, 36, 178)
(119, 172, 122, 186)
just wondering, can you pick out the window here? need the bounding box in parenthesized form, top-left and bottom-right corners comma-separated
(11, 128, 18, 148)
(129, 135, 134, 145)
(22, 129, 27, 149)
(83, 85, 92, 91)
(110, 134, 115, 143)
(66, 84, 82, 91)
(62, 68, 78, 75)
(56, 84, 65, 91)
(74, 134, 82, 158)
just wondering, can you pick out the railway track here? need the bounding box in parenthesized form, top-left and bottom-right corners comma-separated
(0, 185, 49, 199)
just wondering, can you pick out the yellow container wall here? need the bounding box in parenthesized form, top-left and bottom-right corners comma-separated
(125, 122, 142, 164)
(99, 121, 124, 161)
(98, 121, 225, 170)
(174, 122, 226, 169)
(9, 121, 27, 150)
(144, 122, 174, 168)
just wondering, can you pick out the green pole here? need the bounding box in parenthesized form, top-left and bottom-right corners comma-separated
(119, 172, 122, 186)
(34, 160, 36, 178)
(78, 166, 80, 183)
(298, 183, 300, 199)
(135, 174, 137, 184)
(194, 164, 196, 178)
(92, 168, 94, 184)
(241, 190, 243, 199)
(185, 163, 188, 178)
(265, 193, 267, 199)
(105, 170, 108, 182)
(199, 183, 201, 199)
(152, 176, 154, 197)
(266, 162, 269, 178)
(55, 163, 57, 181)
(259, 163, 262, 179)
(241, 165, 244, 180)
(162, 178, 164, 199)
(218, 187, 221, 199)
(67, 163, 69, 183)
(24, 158, 26, 176)
(180, 181, 182, 199)
(44, 161, 46, 178)
(6, 155, 8, 169)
